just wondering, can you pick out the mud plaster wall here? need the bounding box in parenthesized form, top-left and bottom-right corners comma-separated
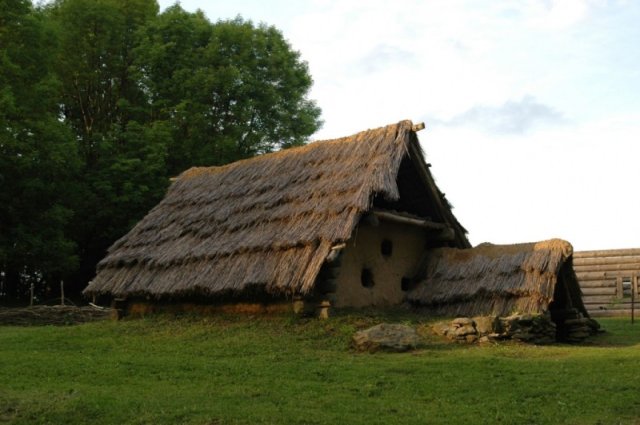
(333, 220, 427, 308)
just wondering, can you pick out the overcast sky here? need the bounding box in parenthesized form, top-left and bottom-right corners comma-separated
(158, 0, 640, 251)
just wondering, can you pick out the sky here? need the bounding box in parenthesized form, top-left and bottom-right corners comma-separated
(158, 0, 640, 251)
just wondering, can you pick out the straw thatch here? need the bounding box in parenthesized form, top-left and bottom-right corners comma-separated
(407, 239, 589, 317)
(84, 120, 469, 299)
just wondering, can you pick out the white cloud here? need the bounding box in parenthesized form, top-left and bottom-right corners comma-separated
(429, 96, 565, 134)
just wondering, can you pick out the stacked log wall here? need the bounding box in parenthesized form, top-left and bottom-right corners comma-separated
(574, 248, 640, 317)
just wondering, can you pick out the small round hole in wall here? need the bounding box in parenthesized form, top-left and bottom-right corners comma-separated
(381, 239, 393, 257)
(361, 268, 375, 288)
(401, 277, 412, 292)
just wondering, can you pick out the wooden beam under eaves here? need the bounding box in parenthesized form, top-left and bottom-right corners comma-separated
(372, 210, 446, 230)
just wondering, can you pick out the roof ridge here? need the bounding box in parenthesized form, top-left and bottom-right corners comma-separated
(178, 120, 414, 180)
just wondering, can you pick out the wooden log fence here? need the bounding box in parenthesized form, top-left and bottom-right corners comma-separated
(574, 248, 640, 318)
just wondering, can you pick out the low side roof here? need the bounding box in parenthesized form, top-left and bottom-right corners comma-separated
(407, 239, 589, 317)
(85, 120, 468, 299)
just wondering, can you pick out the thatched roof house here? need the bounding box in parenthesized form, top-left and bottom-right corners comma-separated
(407, 239, 589, 319)
(84, 120, 470, 311)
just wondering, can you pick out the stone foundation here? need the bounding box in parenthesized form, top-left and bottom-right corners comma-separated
(432, 313, 600, 344)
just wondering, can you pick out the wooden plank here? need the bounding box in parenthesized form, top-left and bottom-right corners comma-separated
(578, 280, 616, 288)
(574, 248, 640, 258)
(575, 272, 608, 281)
(584, 301, 635, 309)
(582, 295, 618, 304)
(573, 263, 640, 273)
(580, 287, 617, 296)
(589, 310, 634, 317)
(573, 256, 640, 267)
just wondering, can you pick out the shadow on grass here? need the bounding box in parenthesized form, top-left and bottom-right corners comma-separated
(579, 317, 640, 347)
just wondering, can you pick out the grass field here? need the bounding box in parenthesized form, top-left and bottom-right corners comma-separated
(0, 312, 639, 425)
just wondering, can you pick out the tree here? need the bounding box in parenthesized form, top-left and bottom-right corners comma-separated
(136, 7, 322, 174)
(2, 1, 322, 302)
(0, 0, 79, 303)
(45, 0, 169, 296)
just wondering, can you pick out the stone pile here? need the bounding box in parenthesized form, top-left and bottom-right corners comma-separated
(563, 308, 600, 342)
(352, 323, 421, 353)
(498, 314, 556, 344)
(432, 317, 486, 343)
(432, 312, 602, 344)
(432, 314, 558, 345)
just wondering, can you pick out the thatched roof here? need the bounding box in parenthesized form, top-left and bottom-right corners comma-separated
(407, 239, 589, 317)
(84, 120, 469, 299)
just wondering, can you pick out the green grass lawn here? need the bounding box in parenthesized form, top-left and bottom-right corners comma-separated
(1, 312, 639, 425)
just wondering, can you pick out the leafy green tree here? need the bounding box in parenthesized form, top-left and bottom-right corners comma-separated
(45, 0, 169, 295)
(2, 1, 322, 301)
(136, 7, 322, 174)
(0, 0, 79, 302)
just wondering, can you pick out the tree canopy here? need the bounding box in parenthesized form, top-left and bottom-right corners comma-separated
(0, 0, 322, 304)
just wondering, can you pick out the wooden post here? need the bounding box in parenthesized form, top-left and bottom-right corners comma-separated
(29, 282, 34, 307)
(317, 300, 331, 320)
(632, 275, 637, 325)
(292, 295, 304, 315)
(60, 280, 65, 306)
(616, 276, 623, 299)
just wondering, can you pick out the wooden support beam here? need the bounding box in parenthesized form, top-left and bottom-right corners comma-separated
(372, 210, 448, 230)
(412, 122, 425, 132)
